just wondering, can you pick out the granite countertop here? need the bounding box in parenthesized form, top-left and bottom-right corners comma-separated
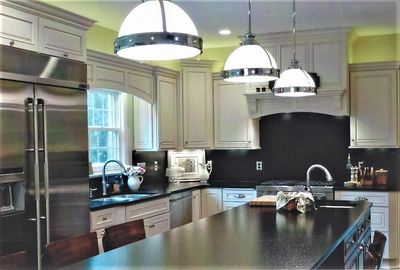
(334, 183, 397, 192)
(70, 200, 372, 269)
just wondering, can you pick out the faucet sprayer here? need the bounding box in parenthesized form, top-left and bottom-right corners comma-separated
(102, 160, 127, 196)
(306, 164, 333, 192)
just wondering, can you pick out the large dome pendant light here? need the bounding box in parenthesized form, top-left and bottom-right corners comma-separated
(114, 0, 203, 61)
(272, 0, 316, 97)
(221, 0, 280, 83)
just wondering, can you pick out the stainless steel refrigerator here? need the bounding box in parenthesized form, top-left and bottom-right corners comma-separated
(0, 46, 89, 269)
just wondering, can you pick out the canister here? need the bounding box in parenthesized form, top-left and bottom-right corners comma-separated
(375, 169, 388, 185)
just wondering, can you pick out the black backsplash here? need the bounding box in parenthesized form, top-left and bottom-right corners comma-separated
(131, 113, 399, 189)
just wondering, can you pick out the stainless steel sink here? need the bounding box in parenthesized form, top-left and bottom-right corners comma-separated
(91, 197, 130, 203)
(317, 200, 357, 209)
(112, 193, 153, 199)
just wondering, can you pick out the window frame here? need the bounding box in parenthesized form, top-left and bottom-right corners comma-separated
(87, 89, 133, 175)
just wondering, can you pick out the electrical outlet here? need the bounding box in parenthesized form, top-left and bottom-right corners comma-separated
(154, 161, 158, 171)
(256, 161, 263, 171)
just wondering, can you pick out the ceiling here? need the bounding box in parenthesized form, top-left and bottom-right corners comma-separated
(42, 0, 400, 48)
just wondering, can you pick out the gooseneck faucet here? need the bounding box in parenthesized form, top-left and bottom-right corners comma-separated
(306, 164, 333, 192)
(102, 160, 127, 196)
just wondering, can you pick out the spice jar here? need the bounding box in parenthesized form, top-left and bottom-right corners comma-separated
(375, 169, 388, 185)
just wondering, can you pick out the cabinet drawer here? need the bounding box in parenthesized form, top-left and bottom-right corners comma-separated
(223, 188, 256, 202)
(335, 191, 389, 206)
(0, 4, 38, 51)
(144, 213, 170, 238)
(90, 206, 125, 231)
(370, 207, 389, 232)
(39, 18, 86, 61)
(126, 197, 169, 222)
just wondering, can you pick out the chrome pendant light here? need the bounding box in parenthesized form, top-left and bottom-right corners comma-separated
(221, 0, 279, 83)
(272, 0, 316, 97)
(114, 0, 203, 61)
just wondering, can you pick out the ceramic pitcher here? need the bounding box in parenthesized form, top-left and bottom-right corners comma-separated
(127, 175, 143, 191)
(198, 161, 212, 182)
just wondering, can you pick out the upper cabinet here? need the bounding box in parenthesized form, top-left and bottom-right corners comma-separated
(246, 27, 351, 118)
(181, 60, 213, 149)
(213, 76, 259, 149)
(349, 62, 399, 148)
(0, 0, 95, 62)
(155, 69, 179, 149)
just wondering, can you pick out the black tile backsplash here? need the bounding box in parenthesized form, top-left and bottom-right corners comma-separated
(130, 112, 398, 190)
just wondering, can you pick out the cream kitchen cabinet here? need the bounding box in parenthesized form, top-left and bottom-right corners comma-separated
(181, 60, 214, 149)
(155, 71, 179, 149)
(213, 77, 260, 148)
(0, 1, 94, 62)
(89, 206, 125, 252)
(201, 188, 223, 218)
(222, 188, 256, 211)
(192, 189, 202, 221)
(335, 191, 398, 260)
(349, 62, 399, 148)
(133, 97, 154, 150)
(143, 213, 170, 238)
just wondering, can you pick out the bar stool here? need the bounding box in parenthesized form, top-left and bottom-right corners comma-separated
(43, 232, 99, 269)
(365, 230, 387, 270)
(102, 219, 146, 252)
(0, 250, 28, 270)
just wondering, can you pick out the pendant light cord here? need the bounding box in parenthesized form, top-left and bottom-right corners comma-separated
(159, 0, 167, 32)
(292, 0, 298, 66)
(248, 0, 252, 35)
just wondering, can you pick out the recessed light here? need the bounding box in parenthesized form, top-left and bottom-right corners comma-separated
(219, 29, 231, 36)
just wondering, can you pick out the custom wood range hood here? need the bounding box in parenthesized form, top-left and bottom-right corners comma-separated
(244, 27, 351, 118)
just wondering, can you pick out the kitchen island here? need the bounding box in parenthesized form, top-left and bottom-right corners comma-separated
(68, 200, 371, 269)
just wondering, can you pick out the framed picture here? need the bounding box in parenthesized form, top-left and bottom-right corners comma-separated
(167, 150, 205, 180)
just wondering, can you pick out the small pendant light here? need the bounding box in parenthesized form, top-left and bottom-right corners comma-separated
(114, 0, 203, 61)
(272, 0, 316, 97)
(221, 0, 280, 83)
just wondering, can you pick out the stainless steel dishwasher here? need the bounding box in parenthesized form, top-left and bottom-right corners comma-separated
(169, 191, 192, 229)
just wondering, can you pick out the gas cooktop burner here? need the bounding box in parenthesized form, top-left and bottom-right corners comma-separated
(259, 180, 335, 187)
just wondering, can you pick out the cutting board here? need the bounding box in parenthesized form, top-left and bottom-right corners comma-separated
(249, 195, 277, 206)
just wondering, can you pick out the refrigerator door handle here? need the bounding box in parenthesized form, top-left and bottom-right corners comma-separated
(33, 98, 42, 269)
(38, 99, 50, 245)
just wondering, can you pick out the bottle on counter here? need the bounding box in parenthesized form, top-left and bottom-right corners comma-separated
(346, 153, 352, 181)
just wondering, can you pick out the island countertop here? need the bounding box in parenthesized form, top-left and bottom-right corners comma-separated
(70, 200, 371, 269)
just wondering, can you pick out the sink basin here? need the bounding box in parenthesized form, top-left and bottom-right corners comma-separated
(91, 197, 129, 203)
(112, 193, 153, 199)
(317, 200, 358, 209)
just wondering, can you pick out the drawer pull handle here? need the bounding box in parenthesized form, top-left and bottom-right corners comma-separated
(355, 197, 368, 201)
(102, 217, 108, 221)
(9, 40, 15, 46)
(234, 194, 246, 199)
(148, 224, 155, 228)
(63, 52, 68, 57)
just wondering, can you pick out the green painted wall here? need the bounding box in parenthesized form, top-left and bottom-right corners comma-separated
(350, 33, 400, 63)
(86, 25, 399, 70)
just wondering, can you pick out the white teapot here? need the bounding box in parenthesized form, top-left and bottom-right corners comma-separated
(198, 161, 212, 182)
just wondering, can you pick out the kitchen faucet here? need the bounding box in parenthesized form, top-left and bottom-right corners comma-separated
(306, 164, 333, 192)
(102, 160, 127, 196)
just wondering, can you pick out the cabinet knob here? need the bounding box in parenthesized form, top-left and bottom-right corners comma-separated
(9, 40, 15, 46)
(185, 141, 188, 144)
(352, 139, 355, 142)
(102, 217, 107, 221)
(148, 224, 155, 228)
(248, 141, 251, 143)
(63, 52, 68, 57)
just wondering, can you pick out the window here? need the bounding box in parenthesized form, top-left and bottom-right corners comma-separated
(88, 90, 121, 166)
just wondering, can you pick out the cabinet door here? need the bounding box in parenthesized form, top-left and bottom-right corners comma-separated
(182, 67, 213, 148)
(0, 4, 38, 51)
(350, 69, 398, 148)
(127, 70, 153, 103)
(156, 75, 178, 149)
(39, 18, 86, 61)
(134, 97, 153, 150)
(201, 188, 222, 218)
(144, 213, 170, 238)
(214, 80, 258, 148)
(192, 189, 201, 221)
